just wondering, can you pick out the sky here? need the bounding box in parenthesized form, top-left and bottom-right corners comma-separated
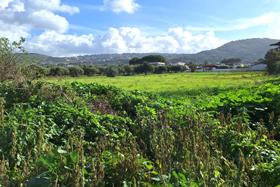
(0, 0, 280, 56)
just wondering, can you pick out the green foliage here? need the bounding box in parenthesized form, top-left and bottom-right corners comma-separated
(0, 37, 26, 82)
(49, 66, 70, 76)
(134, 63, 154, 74)
(0, 73, 280, 186)
(68, 66, 84, 77)
(129, 55, 166, 65)
(265, 49, 280, 75)
(82, 65, 100, 76)
(105, 66, 119, 77)
(221, 58, 242, 65)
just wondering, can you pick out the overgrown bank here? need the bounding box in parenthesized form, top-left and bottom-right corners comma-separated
(0, 79, 280, 186)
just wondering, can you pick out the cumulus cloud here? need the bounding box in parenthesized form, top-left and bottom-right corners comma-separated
(28, 31, 95, 56)
(0, 0, 79, 40)
(28, 10, 69, 33)
(26, 27, 226, 56)
(103, 0, 139, 13)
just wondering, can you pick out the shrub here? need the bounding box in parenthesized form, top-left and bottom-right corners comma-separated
(105, 66, 119, 77)
(266, 49, 280, 75)
(0, 37, 25, 82)
(68, 66, 84, 77)
(83, 66, 100, 76)
(154, 66, 167, 74)
(49, 66, 70, 76)
(22, 64, 48, 79)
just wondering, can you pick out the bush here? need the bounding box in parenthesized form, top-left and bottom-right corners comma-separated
(105, 66, 119, 77)
(154, 66, 167, 74)
(49, 66, 70, 76)
(129, 55, 166, 65)
(83, 66, 100, 76)
(266, 49, 280, 75)
(68, 66, 84, 77)
(22, 64, 48, 79)
(0, 37, 25, 82)
(134, 63, 154, 75)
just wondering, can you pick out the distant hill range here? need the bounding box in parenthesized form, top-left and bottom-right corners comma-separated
(26, 38, 279, 65)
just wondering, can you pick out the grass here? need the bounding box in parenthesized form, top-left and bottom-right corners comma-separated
(46, 72, 272, 97)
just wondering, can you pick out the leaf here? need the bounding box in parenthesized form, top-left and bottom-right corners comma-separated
(70, 152, 79, 163)
(57, 148, 67, 154)
(214, 170, 220, 178)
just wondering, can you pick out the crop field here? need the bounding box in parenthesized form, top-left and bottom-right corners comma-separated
(47, 72, 270, 96)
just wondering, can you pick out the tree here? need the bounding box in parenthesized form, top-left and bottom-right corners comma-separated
(141, 55, 166, 63)
(49, 66, 70, 76)
(105, 66, 118, 77)
(270, 42, 280, 49)
(68, 66, 84, 77)
(221, 58, 241, 66)
(0, 37, 25, 82)
(129, 57, 142, 65)
(129, 55, 166, 65)
(123, 65, 134, 75)
(83, 66, 100, 76)
(189, 64, 197, 72)
(134, 63, 154, 75)
(154, 66, 167, 74)
(22, 64, 48, 80)
(265, 48, 280, 75)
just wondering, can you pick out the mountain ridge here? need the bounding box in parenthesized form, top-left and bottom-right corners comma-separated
(27, 38, 279, 65)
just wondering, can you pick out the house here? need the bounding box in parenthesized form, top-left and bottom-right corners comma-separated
(173, 62, 186, 66)
(149, 62, 166, 66)
(172, 62, 190, 70)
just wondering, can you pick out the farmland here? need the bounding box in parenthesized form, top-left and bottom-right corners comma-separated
(47, 72, 270, 96)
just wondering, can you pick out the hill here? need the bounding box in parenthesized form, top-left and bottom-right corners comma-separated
(27, 38, 278, 65)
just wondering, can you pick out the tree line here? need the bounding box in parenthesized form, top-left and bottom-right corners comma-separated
(27, 63, 190, 78)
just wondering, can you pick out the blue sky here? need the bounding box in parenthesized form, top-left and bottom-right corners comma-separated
(66, 0, 280, 39)
(0, 0, 279, 56)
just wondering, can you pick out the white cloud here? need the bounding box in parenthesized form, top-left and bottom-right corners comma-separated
(0, 20, 30, 41)
(103, 0, 139, 13)
(25, 27, 226, 56)
(28, 31, 95, 57)
(0, 0, 79, 40)
(25, 0, 79, 14)
(28, 10, 69, 33)
(187, 12, 280, 32)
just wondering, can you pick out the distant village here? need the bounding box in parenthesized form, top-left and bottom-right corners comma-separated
(134, 56, 267, 72)
(151, 61, 266, 72)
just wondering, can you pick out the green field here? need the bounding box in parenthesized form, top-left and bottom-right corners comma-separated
(47, 72, 270, 96)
